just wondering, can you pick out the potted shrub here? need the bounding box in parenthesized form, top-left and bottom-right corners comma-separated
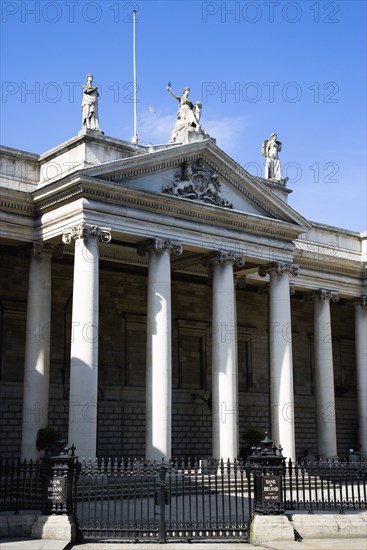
(241, 428, 266, 459)
(36, 426, 61, 455)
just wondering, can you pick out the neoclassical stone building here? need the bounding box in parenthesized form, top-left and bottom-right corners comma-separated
(0, 128, 366, 462)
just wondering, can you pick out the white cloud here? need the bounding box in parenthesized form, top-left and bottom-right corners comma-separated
(137, 110, 175, 145)
(136, 110, 248, 151)
(203, 115, 247, 154)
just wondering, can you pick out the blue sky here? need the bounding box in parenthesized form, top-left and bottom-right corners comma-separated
(1, 0, 366, 232)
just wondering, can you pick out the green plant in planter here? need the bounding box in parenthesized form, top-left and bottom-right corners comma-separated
(36, 426, 61, 453)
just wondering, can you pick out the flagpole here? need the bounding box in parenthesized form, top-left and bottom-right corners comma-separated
(132, 9, 139, 144)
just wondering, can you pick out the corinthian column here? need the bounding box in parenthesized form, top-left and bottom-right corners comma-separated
(259, 261, 299, 460)
(21, 243, 54, 459)
(62, 224, 111, 459)
(138, 239, 182, 461)
(211, 251, 244, 461)
(355, 296, 367, 453)
(313, 289, 339, 458)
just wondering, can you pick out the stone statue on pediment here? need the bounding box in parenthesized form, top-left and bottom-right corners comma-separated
(82, 74, 101, 132)
(166, 83, 209, 144)
(262, 133, 282, 181)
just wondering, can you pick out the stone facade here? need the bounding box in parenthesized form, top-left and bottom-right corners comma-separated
(0, 130, 365, 461)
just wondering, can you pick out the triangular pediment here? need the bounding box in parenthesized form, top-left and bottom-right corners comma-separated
(83, 139, 310, 230)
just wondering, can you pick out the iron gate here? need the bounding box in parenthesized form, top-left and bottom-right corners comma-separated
(75, 458, 251, 543)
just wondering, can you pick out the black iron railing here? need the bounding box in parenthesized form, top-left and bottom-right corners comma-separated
(285, 458, 367, 512)
(0, 446, 77, 515)
(1, 451, 366, 543)
(75, 457, 251, 543)
(0, 459, 44, 513)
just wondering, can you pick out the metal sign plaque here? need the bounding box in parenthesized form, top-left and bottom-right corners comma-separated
(262, 475, 281, 502)
(48, 476, 66, 503)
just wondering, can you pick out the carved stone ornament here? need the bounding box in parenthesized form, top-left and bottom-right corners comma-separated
(137, 238, 183, 257)
(31, 242, 63, 259)
(210, 251, 245, 267)
(312, 289, 339, 303)
(162, 161, 233, 209)
(62, 224, 111, 244)
(259, 262, 299, 278)
(235, 276, 247, 289)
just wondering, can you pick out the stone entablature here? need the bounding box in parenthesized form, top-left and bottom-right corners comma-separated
(0, 146, 40, 191)
(296, 223, 364, 264)
(293, 223, 366, 295)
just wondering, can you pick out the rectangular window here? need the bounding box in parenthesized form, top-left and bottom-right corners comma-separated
(176, 320, 208, 390)
(124, 314, 146, 387)
(335, 338, 356, 397)
(0, 301, 27, 382)
(237, 329, 253, 392)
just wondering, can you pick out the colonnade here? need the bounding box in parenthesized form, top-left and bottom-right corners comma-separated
(21, 229, 367, 460)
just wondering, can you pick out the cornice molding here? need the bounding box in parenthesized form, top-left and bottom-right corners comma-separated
(33, 179, 305, 242)
(295, 255, 365, 278)
(0, 189, 34, 214)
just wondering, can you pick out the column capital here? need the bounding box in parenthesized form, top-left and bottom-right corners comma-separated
(312, 289, 339, 303)
(344, 295, 367, 309)
(259, 261, 299, 278)
(29, 242, 63, 259)
(210, 251, 245, 267)
(137, 238, 183, 257)
(234, 275, 247, 289)
(62, 223, 111, 244)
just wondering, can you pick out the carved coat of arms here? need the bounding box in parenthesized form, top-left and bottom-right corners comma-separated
(162, 161, 232, 209)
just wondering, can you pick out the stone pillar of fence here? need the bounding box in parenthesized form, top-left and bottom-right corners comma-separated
(247, 433, 285, 514)
(28, 440, 79, 542)
(40, 440, 78, 515)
